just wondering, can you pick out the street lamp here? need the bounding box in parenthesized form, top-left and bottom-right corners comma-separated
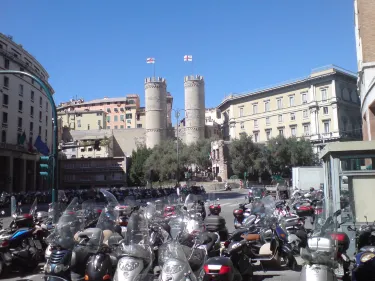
(171, 109, 185, 183)
(0, 70, 59, 203)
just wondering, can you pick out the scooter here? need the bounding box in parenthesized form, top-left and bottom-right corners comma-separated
(203, 239, 253, 281)
(348, 216, 375, 280)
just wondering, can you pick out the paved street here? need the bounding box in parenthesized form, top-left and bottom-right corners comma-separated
(2, 189, 302, 281)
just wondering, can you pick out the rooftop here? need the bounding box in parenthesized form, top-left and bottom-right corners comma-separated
(320, 140, 375, 158)
(57, 95, 140, 109)
(218, 65, 357, 108)
(0, 33, 50, 78)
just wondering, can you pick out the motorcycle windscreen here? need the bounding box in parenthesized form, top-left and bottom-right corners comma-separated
(29, 198, 38, 216)
(185, 194, 201, 218)
(48, 197, 84, 250)
(80, 199, 101, 225)
(116, 210, 153, 276)
(96, 205, 119, 233)
(10, 195, 16, 216)
(158, 241, 198, 276)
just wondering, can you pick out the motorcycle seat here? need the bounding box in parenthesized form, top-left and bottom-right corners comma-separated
(241, 233, 260, 241)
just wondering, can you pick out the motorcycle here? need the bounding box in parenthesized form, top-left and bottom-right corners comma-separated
(224, 183, 231, 191)
(158, 238, 206, 281)
(299, 200, 350, 281)
(205, 195, 228, 241)
(233, 197, 252, 229)
(114, 208, 154, 281)
(348, 215, 375, 280)
(43, 197, 84, 281)
(84, 189, 123, 281)
(0, 198, 44, 276)
(203, 239, 253, 281)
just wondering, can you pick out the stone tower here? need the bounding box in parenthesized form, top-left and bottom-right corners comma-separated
(145, 77, 167, 148)
(184, 75, 205, 145)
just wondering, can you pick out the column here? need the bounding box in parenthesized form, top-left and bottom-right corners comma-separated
(331, 79, 337, 99)
(5, 156, 13, 193)
(309, 108, 318, 135)
(20, 159, 27, 192)
(315, 108, 320, 135)
(332, 104, 339, 133)
(32, 160, 37, 191)
(309, 85, 316, 102)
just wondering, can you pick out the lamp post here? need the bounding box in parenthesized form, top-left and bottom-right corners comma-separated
(0, 70, 59, 203)
(171, 109, 185, 184)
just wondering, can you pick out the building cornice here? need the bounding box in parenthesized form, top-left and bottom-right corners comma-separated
(217, 68, 357, 110)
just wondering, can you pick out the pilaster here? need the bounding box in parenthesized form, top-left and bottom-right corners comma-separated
(332, 103, 339, 132)
(20, 159, 26, 192)
(5, 156, 13, 193)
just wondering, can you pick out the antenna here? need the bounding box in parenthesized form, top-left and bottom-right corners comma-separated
(365, 215, 368, 225)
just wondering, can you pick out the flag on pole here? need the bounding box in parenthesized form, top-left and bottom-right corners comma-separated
(184, 55, 193, 62)
(34, 135, 50, 156)
(18, 131, 26, 145)
(146, 58, 155, 64)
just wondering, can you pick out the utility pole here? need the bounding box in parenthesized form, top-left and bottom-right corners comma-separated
(175, 110, 180, 183)
(0, 70, 59, 203)
(172, 109, 185, 184)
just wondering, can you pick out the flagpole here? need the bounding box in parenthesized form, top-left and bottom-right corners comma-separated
(153, 62, 156, 78)
(192, 59, 194, 75)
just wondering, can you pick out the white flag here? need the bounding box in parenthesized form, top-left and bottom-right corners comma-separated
(184, 55, 193, 62)
(146, 58, 155, 64)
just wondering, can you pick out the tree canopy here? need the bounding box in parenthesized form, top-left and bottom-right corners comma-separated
(229, 134, 318, 178)
(128, 134, 318, 185)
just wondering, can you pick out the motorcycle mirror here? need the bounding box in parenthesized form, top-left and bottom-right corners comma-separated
(183, 206, 187, 211)
(334, 209, 341, 217)
(347, 225, 354, 231)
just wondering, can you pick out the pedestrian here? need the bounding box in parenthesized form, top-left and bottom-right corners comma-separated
(239, 180, 243, 189)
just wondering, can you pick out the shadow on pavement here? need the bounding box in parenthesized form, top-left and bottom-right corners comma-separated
(210, 190, 248, 200)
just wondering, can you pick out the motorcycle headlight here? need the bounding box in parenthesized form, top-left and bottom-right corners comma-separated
(54, 264, 63, 273)
(360, 252, 375, 263)
(164, 264, 183, 274)
(119, 260, 139, 272)
(45, 264, 52, 273)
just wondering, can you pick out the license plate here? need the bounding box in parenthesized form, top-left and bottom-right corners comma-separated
(121, 226, 127, 233)
(34, 240, 43, 250)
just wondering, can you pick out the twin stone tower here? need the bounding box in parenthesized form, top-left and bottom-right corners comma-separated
(145, 75, 205, 148)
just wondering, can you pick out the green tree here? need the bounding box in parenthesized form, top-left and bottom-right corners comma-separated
(186, 138, 213, 170)
(255, 136, 318, 174)
(229, 133, 260, 177)
(289, 137, 318, 166)
(129, 145, 152, 186)
(144, 140, 189, 181)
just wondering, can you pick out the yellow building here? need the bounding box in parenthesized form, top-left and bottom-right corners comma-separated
(218, 65, 362, 153)
(58, 110, 107, 131)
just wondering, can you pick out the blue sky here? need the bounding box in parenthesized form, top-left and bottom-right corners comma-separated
(2, 0, 356, 114)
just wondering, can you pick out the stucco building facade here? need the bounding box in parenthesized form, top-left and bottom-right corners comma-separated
(0, 33, 54, 192)
(218, 65, 362, 154)
(354, 0, 375, 142)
